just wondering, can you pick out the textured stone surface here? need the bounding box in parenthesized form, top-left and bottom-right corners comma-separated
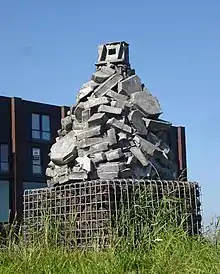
(130, 91, 162, 118)
(46, 41, 178, 187)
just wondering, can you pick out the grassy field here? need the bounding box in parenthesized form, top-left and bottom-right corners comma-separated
(0, 219, 219, 274)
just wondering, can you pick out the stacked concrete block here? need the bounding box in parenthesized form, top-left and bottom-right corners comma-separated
(46, 41, 177, 187)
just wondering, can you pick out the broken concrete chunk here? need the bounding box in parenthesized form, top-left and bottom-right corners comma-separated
(130, 146, 149, 167)
(84, 96, 110, 109)
(134, 135, 158, 157)
(92, 70, 112, 84)
(100, 66, 116, 76)
(128, 110, 148, 135)
(90, 152, 106, 164)
(110, 100, 125, 109)
(130, 91, 162, 118)
(107, 128, 117, 146)
(143, 118, 171, 132)
(98, 105, 123, 115)
(76, 126, 102, 140)
(106, 89, 128, 102)
(89, 141, 109, 154)
(50, 131, 77, 166)
(74, 102, 85, 123)
(68, 170, 88, 181)
(98, 162, 125, 173)
(118, 75, 142, 95)
(76, 86, 94, 103)
(107, 117, 132, 134)
(105, 148, 124, 161)
(97, 172, 119, 180)
(76, 155, 92, 172)
(82, 109, 91, 124)
(93, 73, 123, 98)
(61, 116, 72, 131)
(77, 136, 104, 149)
(88, 112, 108, 127)
(82, 80, 99, 89)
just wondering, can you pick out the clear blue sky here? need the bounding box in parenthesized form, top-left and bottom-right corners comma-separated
(0, 0, 219, 225)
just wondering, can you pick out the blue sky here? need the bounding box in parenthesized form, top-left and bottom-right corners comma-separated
(0, 0, 219, 225)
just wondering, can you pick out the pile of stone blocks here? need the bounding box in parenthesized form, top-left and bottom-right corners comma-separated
(46, 41, 177, 187)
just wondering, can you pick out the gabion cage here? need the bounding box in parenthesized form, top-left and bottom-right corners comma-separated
(23, 180, 202, 248)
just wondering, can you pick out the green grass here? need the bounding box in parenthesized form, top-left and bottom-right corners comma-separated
(0, 222, 220, 273)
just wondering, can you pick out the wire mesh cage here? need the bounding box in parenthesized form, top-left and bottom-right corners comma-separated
(23, 180, 202, 248)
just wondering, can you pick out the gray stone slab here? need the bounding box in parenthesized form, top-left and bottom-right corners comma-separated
(50, 131, 78, 166)
(58, 175, 70, 185)
(68, 171, 88, 181)
(107, 128, 117, 146)
(76, 126, 102, 140)
(98, 171, 119, 180)
(76, 155, 92, 172)
(100, 66, 116, 76)
(110, 100, 125, 109)
(142, 118, 171, 132)
(98, 105, 123, 115)
(130, 146, 149, 167)
(89, 141, 109, 154)
(105, 148, 124, 161)
(93, 73, 123, 98)
(78, 148, 90, 157)
(46, 167, 55, 177)
(81, 110, 90, 129)
(90, 152, 106, 163)
(92, 70, 111, 84)
(130, 91, 162, 118)
(84, 96, 110, 109)
(61, 116, 72, 132)
(107, 117, 132, 134)
(98, 162, 125, 173)
(82, 80, 99, 89)
(118, 75, 142, 96)
(76, 86, 94, 103)
(146, 132, 161, 146)
(128, 110, 148, 135)
(88, 112, 108, 127)
(74, 102, 85, 123)
(106, 89, 128, 102)
(133, 135, 158, 156)
(77, 136, 104, 149)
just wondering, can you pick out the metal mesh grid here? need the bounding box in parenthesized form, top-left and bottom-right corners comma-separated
(23, 180, 202, 248)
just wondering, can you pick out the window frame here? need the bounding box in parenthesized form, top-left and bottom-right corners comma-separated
(0, 144, 9, 173)
(32, 147, 42, 176)
(31, 113, 51, 141)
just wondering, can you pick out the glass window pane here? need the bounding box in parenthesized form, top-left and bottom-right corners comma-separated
(32, 130, 40, 139)
(1, 163, 9, 172)
(32, 114, 40, 130)
(42, 115, 50, 131)
(32, 165, 42, 174)
(1, 144, 8, 162)
(0, 181, 9, 222)
(42, 131, 51, 140)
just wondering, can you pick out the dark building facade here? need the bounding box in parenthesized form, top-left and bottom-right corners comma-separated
(0, 95, 187, 223)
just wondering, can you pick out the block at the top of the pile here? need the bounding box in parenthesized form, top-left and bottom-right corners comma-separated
(118, 75, 142, 96)
(130, 90, 162, 118)
(96, 41, 130, 66)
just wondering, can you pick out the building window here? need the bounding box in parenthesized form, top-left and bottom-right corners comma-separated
(0, 181, 10, 222)
(32, 114, 51, 141)
(0, 144, 9, 173)
(32, 148, 42, 175)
